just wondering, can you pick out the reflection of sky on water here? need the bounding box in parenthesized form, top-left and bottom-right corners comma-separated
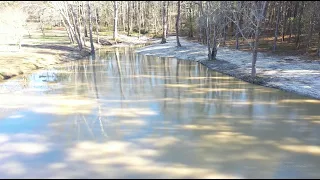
(0, 46, 319, 178)
(0, 111, 53, 134)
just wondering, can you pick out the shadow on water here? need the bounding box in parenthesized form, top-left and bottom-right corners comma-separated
(0, 46, 319, 178)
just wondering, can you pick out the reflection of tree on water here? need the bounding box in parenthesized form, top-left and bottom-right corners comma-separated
(56, 56, 110, 141)
(115, 47, 125, 101)
(20, 68, 70, 92)
(162, 57, 167, 110)
(176, 59, 182, 125)
(91, 55, 108, 138)
(39, 71, 57, 82)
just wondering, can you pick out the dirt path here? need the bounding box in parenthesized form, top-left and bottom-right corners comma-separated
(136, 36, 320, 100)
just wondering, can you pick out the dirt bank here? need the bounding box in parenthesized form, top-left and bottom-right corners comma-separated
(136, 36, 320, 100)
(0, 28, 159, 83)
(0, 30, 91, 82)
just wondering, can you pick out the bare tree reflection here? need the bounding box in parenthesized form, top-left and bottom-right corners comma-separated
(115, 47, 125, 101)
(92, 58, 108, 138)
(162, 57, 167, 111)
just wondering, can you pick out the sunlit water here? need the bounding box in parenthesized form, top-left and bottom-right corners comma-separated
(0, 46, 319, 178)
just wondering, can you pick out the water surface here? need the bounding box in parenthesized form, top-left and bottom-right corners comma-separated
(0, 47, 319, 178)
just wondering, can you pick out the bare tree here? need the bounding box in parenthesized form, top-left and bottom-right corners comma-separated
(206, 6, 211, 60)
(166, 1, 170, 36)
(234, 1, 242, 50)
(251, 1, 267, 77)
(127, 1, 131, 36)
(295, 1, 304, 48)
(95, 7, 100, 44)
(138, 1, 141, 39)
(273, 3, 280, 52)
(161, 1, 167, 44)
(176, 1, 181, 47)
(87, 1, 95, 55)
(113, 1, 118, 40)
(228, 1, 268, 77)
(39, 7, 46, 36)
(318, 32, 320, 57)
(306, 2, 316, 53)
(52, 1, 82, 50)
(0, 5, 27, 50)
(81, 1, 88, 37)
(45, 1, 319, 60)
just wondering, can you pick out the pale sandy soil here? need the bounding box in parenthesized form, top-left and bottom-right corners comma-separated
(136, 36, 320, 100)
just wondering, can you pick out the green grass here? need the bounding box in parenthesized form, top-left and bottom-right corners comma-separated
(38, 35, 69, 42)
(99, 31, 114, 36)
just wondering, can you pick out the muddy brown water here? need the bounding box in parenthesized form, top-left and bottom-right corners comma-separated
(0, 46, 319, 178)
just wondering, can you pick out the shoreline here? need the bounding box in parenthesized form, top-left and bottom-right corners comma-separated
(0, 48, 91, 83)
(2, 30, 319, 100)
(0, 30, 157, 84)
(0, 29, 91, 83)
(136, 36, 320, 100)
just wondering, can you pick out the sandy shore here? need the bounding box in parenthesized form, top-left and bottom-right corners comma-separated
(0, 30, 92, 82)
(0, 29, 158, 83)
(136, 36, 320, 100)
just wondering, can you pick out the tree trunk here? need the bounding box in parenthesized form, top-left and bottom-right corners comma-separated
(70, 5, 83, 50)
(138, 1, 141, 39)
(235, 1, 241, 50)
(288, 17, 293, 42)
(61, 17, 74, 43)
(251, 1, 266, 77)
(198, 2, 203, 43)
(240, 2, 244, 44)
(317, 32, 320, 57)
(77, 2, 85, 47)
(176, 1, 181, 47)
(84, 23, 88, 38)
(55, 2, 82, 50)
(155, 12, 158, 35)
(95, 8, 100, 44)
(113, 1, 118, 40)
(161, 1, 167, 44)
(166, 1, 169, 36)
(306, 7, 315, 52)
(295, 2, 304, 48)
(281, 2, 287, 42)
(287, 1, 293, 42)
(206, 15, 211, 60)
(188, 2, 194, 37)
(252, 20, 260, 77)
(289, 1, 299, 42)
(130, 2, 133, 35)
(122, 2, 126, 33)
(142, 2, 145, 29)
(212, 24, 217, 60)
(87, 1, 95, 56)
(222, 18, 226, 46)
(146, 2, 150, 33)
(133, 2, 137, 34)
(40, 19, 45, 36)
(273, 5, 280, 52)
(82, 2, 88, 38)
(235, 25, 239, 49)
(127, 1, 131, 36)
(70, 9, 82, 51)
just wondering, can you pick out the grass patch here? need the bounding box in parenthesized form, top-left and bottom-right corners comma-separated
(99, 31, 114, 36)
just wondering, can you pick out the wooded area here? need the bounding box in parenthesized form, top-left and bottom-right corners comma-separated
(1, 1, 320, 77)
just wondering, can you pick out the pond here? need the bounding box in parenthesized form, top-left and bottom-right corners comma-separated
(0, 46, 319, 178)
